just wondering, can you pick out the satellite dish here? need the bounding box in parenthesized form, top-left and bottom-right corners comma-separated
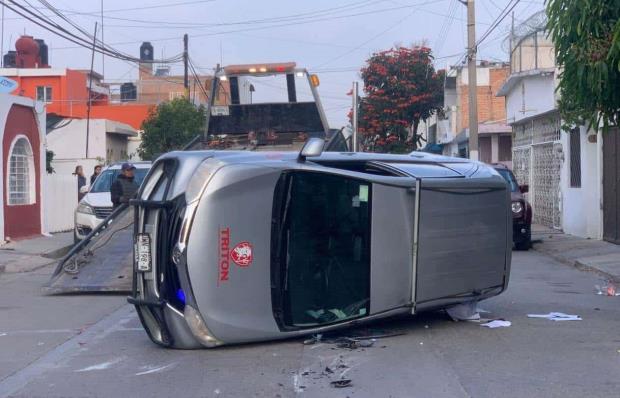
(0, 76, 18, 94)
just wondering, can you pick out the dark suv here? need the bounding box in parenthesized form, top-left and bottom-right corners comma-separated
(494, 164, 532, 250)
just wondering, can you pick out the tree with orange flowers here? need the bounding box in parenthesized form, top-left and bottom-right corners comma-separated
(356, 46, 444, 153)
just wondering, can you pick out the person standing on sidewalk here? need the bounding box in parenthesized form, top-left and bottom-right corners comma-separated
(90, 164, 102, 185)
(111, 163, 138, 208)
(73, 165, 87, 201)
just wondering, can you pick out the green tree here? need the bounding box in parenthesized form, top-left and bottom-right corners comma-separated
(356, 46, 444, 153)
(546, 0, 620, 130)
(138, 98, 205, 160)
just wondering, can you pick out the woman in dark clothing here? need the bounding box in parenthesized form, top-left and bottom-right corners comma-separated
(73, 165, 87, 201)
(90, 164, 102, 185)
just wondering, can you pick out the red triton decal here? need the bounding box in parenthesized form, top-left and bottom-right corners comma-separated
(218, 227, 230, 283)
(230, 242, 253, 267)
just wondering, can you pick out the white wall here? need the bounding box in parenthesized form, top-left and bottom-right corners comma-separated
(559, 126, 603, 239)
(505, 73, 556, 125)
(43, 173, 77, 233)
(50, 158, 100, 182)
(47, 119, 108, 161)
(460, 67, 490, 86)
(127, 131, 143, 161)
(105, 134, 128, 162)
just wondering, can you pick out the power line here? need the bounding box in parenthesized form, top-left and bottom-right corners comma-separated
(48, 0, 449, 50)
(433, 0, 458, 55)
(476, 0, 521, 46)
(4, 0, 217, 20)
(2, 0, 183, 63)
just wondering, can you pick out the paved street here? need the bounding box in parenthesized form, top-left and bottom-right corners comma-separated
(1, 250, 619, 398)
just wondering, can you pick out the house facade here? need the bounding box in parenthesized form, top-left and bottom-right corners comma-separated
(427, 62, 512, 167)
(0, 94, 46, 241)
(497, 11, 614, 242)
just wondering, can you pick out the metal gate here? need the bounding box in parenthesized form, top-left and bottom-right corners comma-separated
(512, 113, 562, 229)
(603, 128, 620, 244)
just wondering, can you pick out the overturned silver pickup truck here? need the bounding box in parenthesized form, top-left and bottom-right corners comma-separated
(129, 139, 512, 349)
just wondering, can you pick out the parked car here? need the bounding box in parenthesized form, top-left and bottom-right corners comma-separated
(74, 162, 151, 242)
(493, 164, 532, 250)
(128, 140, 512, 349)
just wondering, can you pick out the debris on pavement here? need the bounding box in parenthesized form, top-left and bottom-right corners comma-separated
(301, 327, 404, 350)
(330, 379, 352, 388)
(527, 312, 582, 321)
(595, 283, 620, 296)
(336, 337, 375, 350)
(303, 334, 323, 345)
(446, 301, 490, 322)
(480, 320, 511, 328)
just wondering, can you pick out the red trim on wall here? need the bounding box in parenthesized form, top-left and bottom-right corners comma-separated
(2, 104, 41, 239)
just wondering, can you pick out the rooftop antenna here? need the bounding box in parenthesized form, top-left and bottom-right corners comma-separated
(219, 41, 223, 65)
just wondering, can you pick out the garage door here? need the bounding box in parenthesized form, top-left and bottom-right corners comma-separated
(603, 128, 620, 244)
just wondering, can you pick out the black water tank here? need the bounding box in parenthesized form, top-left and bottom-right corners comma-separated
(34, 39, 48, 66)
(140, 42, 153, 62)
(3, 51, 16, 67)
(120, 82, 137, 102)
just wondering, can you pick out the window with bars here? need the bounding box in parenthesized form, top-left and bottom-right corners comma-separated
(36, 86, 52, 103)
(8, 138, 34, 205)
(569, 128, 581, 188)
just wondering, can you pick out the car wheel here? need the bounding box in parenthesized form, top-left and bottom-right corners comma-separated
(514, 228, 531, 251)
(73, 230, 81, 245)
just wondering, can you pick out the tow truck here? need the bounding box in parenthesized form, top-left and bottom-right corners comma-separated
(46, 62, 348, 293)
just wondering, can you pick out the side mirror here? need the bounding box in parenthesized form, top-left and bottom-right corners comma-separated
(79, 185, 90, 194)
(298, 137, 325, 162)
(519, 184, 529, 194)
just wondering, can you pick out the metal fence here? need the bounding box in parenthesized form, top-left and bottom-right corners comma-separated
(512, 112, 562, 229)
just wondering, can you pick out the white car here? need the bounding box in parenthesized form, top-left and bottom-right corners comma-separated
(74, 162, 151, 242)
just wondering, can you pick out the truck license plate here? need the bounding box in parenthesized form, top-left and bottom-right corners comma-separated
(136, 233, 151, 272)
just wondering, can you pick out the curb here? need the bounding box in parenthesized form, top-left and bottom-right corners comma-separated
(41, 244, 74, 260)
(531, 243, 619, 282)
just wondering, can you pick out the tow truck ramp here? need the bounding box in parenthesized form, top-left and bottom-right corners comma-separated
(45, 204, 134, 294)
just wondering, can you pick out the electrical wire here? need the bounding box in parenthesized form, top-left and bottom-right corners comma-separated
(433, 0, 458, 56)
(476, 0, 521, 46)
(49, 0, 449, 51)
(2, 0, 183, 63)
(35, 0, 183, 62)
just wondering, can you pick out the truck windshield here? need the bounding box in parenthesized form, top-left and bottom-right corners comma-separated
(90, 168, 150, 193)
(274, 172, 371, 328)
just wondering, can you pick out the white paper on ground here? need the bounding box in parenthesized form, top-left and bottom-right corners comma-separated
(527, 312, 582, 321)
(480, 320, 511, 328)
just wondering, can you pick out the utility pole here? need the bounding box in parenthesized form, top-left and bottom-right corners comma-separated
(101, 0, 104, 77)
(351, 81, 359, 152)
(465, 0, 478, 160)
(85, 22, 98, 159)
(183, 34, 189, 98)
(1, 4, 4, 67)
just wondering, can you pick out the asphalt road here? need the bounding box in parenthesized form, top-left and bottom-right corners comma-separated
(1, 250, 619, 398)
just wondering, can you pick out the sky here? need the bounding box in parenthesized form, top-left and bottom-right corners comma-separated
(0, 0, 546, 127)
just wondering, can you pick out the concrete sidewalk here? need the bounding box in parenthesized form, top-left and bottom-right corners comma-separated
(0, 232, 74, 274)
(531, 225, 620, 282)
